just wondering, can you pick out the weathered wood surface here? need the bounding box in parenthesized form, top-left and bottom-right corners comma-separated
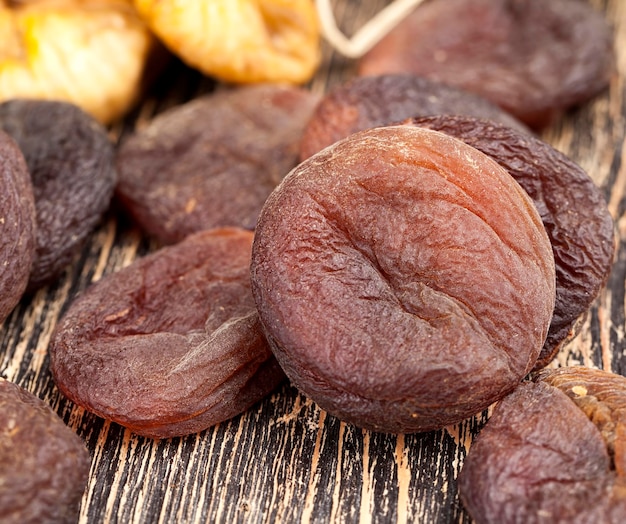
(1, 1, 625, 522)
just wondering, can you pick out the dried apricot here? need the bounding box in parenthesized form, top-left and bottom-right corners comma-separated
(49, 228, 285, 439)
(0, 130, 36, 323)
(405, 115, 615, 369)
(251, 126, 555, 433)
(133, 0, 321, 84)
(116, 84, 320, 244)
(0, 99, 117, 292)
(459, 367, 626, 523)
(358, 0, 615, 128)
(537, 367, 626, 477)
(0, 378, 90, 524)
(0, 0, 155, 124)
(299, 73, 528, 160)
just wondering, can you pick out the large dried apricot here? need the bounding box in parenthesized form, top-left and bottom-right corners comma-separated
(0, 99, 117, 292)
(116, 84, 320, 244)
(358, 0, 614, 128)
(299, 73, 528, 160)
(0, 378, 90, 524)
(251, 126, 555, 433)
(459, 367, 626, 523)
(405, 115, 615, 369)
(49, 228, 285, 439)
(0, 130, 36, 323)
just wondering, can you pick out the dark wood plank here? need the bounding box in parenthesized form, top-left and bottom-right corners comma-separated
(1, 1, 625, 522)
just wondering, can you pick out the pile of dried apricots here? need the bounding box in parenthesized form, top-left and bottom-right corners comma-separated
(1, 0, 625, 522)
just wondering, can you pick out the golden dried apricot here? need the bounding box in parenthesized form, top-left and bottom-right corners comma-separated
(251, 126, 556, 433)
(133, 0, 321, 84)
(0, 0, 155, 124)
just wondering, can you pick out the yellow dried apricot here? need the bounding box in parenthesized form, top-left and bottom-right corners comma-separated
(0, 0, 155, 124)
(133, 0, 321, 84)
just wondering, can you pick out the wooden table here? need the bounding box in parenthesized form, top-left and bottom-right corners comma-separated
(2, 1, 625, 522)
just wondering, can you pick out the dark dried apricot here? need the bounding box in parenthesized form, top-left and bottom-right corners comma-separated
(405, 115, 615, 369)
(116, 84, 320, 244)
(0, 378, 90, 524)
(251, 126, 555, 433)
(0, 130, 36, 323)
(0, 99, 117, 292)
(358, 0, 614, 128)
(299, 73, 528, 160)
(459, 367, 626, 523)
(49, 228, 285, 439)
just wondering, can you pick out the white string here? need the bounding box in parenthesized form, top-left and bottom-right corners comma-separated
(315, 0, 425, 59)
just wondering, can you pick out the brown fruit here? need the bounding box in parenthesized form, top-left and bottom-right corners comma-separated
(251, 126, 556, 433)
(0, 130, 36, 323)
(358, 0, 614, 129)
(299, 73, 528, 160)
(537, 366, 626, 478)
(49, 228, 285, 439)
(0, 99, 117, 292)
(405, 115, 615, 369)
(0, 378, 91, 524)
(116, 84, 320, 244)
(459, 367, 626, 523)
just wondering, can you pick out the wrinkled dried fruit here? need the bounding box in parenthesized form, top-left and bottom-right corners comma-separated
(0, 378, 90, 524)
(405, 115, 615, 369)
(50, 228, 285, 439)
(299, 73, 528, 160)
(116, 84, 320, 244)
(133, 0, 321, 84)
(0, 99, 117, 292)
(0, 130, 36, 323)
(358, 0, 614, 128)
(0, 0, 155, 124)
(537, 367, 626, 474)
(459, 367, 626, 523)
(251, 126, 555, 433)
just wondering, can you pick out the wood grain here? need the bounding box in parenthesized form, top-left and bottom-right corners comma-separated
(1, 0, 625, 522)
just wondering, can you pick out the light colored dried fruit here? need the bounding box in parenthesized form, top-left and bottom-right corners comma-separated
(0, 0, 155, 124)
(133, 0, 321, 84)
